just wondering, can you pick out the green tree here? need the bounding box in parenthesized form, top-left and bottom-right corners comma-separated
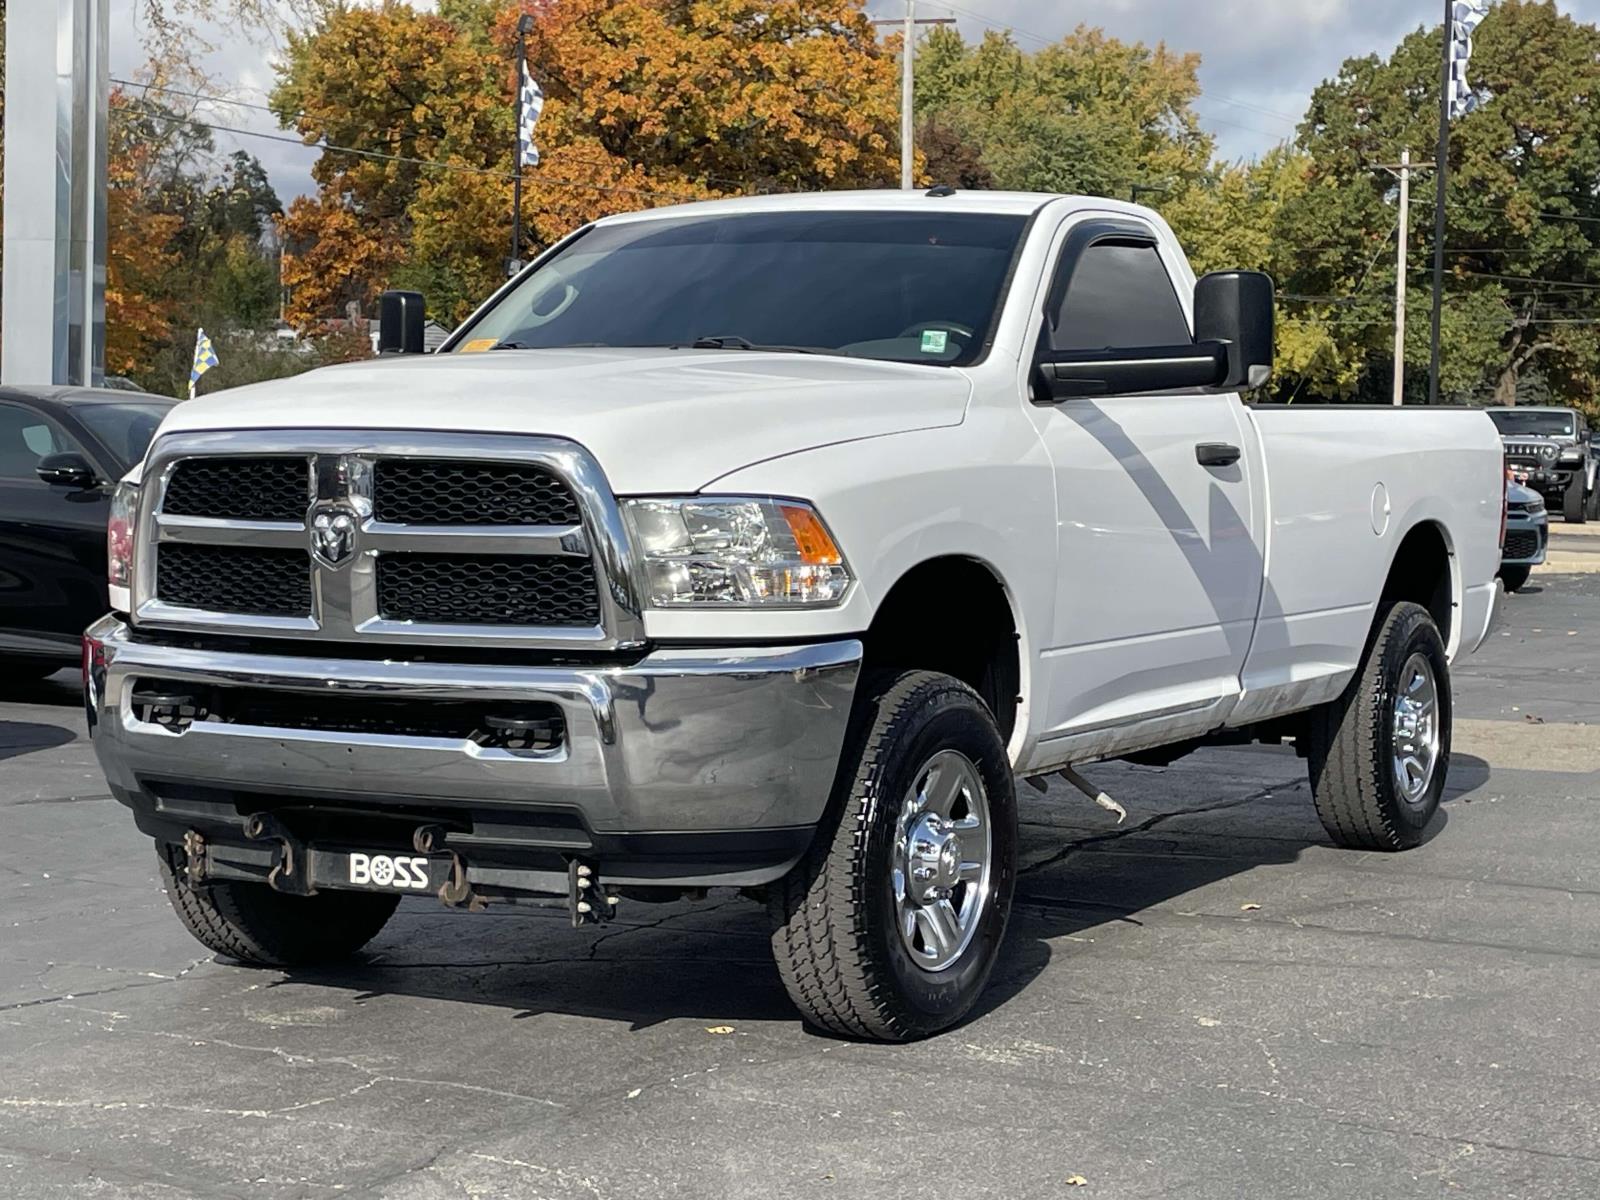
(914, 26, 1213, 200)
(1281, 0, 1600, 405)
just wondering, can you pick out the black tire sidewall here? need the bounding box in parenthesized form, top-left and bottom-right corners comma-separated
(1499, 565, 1530, 593)
(855, 685, 1017, 1034)
(1564, 477, 1586, 523)
(1371, 607, 1452, 842)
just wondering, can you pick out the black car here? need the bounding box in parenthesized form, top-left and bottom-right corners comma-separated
(0, 386, 175, 680)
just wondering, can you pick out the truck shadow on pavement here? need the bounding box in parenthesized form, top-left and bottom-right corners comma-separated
(261, 749, 1474, 1036)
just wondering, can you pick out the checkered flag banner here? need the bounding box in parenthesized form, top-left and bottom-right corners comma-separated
(1447, 0, 1493, 120)
(518, 60, 545, 167)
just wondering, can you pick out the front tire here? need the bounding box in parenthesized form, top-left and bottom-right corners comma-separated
(768, 671, 1017, 1041)
(1304, 602, 1451, 851)
(1564, 476, 1587, 523)
(157, 842, 400, 966)
(1499, 564, 1531, 593)
(1587, 484, 1600, 522)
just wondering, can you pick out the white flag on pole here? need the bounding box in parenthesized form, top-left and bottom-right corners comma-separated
(1447, 0, 1493, 120)
(519, 61, 545, 167)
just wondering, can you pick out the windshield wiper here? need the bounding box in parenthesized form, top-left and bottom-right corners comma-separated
(676, 335, 822, 354)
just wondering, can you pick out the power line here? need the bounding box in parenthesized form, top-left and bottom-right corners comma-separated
(114, 96, 706, 203)
(113, 76, 765, 195)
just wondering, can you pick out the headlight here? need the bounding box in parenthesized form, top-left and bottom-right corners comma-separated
(107, 478, 139, 611)
(624, 497, 851, 607)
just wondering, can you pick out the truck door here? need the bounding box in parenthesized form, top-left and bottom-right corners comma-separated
(1026, 220, 1266, 756)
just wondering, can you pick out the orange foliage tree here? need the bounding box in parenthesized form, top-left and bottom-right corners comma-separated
(105, 94, 184, 378)
(274, 0, 900, 328)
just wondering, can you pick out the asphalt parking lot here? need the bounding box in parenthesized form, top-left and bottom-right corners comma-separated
(5, 534, 1600, 1199)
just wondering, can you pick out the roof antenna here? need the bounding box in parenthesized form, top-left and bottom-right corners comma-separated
(924, 184, 957, 198)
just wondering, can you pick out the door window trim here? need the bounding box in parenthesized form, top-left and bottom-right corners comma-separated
(1039, 218, 1193, 355)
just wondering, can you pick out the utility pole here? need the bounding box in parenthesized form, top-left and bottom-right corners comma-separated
(1393, 149, 1409, 406)
(871, 7, 955, 190)
(1376, 152, 1436, 406)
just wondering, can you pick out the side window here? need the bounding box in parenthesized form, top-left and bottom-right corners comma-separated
(1050, 240, 1192, 353)
(0, 403, 72, 482)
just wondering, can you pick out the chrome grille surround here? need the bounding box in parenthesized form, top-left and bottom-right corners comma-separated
(133, 430, 645, 651)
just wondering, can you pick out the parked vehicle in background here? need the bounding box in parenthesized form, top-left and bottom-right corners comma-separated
(86, 192, 1505, 1040)
(0, 387, 176, 680)
(1500, 477, 1548, 593)
(1489, 406, 1597, 523)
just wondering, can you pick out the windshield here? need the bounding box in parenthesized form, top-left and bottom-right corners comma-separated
(451, 211, 1029, 367)
(67, 402, 172, 469)
(1488, 409, 1575, 437)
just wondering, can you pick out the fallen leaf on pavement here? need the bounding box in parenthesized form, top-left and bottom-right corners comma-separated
(1241, 903, 1262, 911)
(1065, 1175, 1088, 1187)
(706, 1025, 735, 1035)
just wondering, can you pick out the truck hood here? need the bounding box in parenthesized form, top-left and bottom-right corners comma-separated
(157, 349, 972, 493)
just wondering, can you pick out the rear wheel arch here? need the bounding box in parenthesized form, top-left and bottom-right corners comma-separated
(1378, 520, 1456, 650)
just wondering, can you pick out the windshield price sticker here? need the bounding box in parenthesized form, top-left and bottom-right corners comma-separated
(920, 329, 949, 354)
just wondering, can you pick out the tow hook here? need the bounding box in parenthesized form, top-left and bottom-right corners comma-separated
(568, 859, 619, 928)
(243, 812, 316, 895)
(181, 829, 209, 884)
(414, 825, 486, 913)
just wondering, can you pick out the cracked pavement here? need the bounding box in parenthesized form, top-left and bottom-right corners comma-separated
(4, 572, 1600, 1197)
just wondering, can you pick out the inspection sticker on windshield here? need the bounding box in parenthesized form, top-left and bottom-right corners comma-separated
(459, 338, 499, 354)
(920, 329, 949, 354)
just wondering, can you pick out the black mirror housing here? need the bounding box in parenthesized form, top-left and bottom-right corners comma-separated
(36, 451, 98, 489)
(377, 290, 426, 355)
(1194, 270, 1275, 390)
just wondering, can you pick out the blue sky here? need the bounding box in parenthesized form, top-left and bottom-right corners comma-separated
(109, 0, 1600, 203)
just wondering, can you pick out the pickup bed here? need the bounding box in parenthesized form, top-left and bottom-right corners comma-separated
(86, 190, 1504, 1040)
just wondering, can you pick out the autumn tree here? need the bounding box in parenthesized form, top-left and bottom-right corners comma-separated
(274, 0, 901, 327)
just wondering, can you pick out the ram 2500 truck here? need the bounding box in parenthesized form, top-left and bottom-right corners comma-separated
(85, 191, 1504, 1041)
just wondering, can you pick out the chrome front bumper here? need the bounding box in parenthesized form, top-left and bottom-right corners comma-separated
(85, 616, 861, 887)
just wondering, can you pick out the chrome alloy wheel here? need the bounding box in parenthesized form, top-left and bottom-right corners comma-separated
(891, 749, 992, 972)
(1391, 652, 1441, 804)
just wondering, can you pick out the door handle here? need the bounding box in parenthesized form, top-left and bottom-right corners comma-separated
(1196, 442, 1241, 468)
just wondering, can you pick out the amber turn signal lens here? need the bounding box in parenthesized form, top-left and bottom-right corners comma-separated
(779, 504, 843, 565)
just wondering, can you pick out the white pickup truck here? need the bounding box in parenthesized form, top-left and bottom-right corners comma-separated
(86, 190, 1504, 1041)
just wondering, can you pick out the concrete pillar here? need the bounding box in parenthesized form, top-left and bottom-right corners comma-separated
(2, 0, 110, 386)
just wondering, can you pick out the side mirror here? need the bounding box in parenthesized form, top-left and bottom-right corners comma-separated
(1194, 270, 1275, 390)
(36, 451, 99, 489)
(377, 290, 426, 355)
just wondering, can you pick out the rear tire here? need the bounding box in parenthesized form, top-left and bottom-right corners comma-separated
(1304, 602, 1451, 851)
(157, 842, 400, 966)
(1563, 476, 1586, 523)
(768, 671, 1017, 1041)
(1499, 564, 1531, 593)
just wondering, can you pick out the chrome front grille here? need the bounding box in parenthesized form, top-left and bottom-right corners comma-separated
(162, 456, 311, 521)
(156, 544, 313, 617)
(374, 459, 581, 526)
(134, 431, 644, 650)
(375, 553, 601, 626)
